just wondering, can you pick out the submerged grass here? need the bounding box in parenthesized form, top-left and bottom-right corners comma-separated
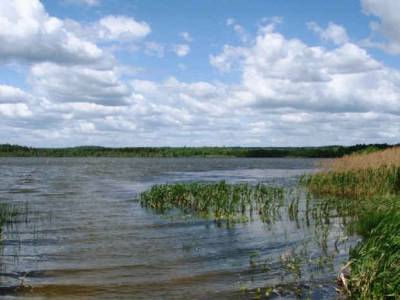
(303, 147, 400, 298)
(0, 203, 18, 235)
(140, 181, 285, 224)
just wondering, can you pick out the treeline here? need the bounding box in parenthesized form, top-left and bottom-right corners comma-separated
(0, 143, 393, 158)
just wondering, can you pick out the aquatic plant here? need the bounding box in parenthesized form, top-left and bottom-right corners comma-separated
(327, 146, 400, 172)
(349, 208, 400, 299)
(301, 147, 400, 198)
(302, 147, 400, 298)
(0, 203, 18, 235)
(302, 166, 400, 198)
(139, 181, 284, 224)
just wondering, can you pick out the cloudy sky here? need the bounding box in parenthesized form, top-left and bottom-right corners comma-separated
(0, 0, 399, 147)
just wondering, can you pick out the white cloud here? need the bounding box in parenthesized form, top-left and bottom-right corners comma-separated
(0, 2, 399, 147)
(227, 18, 249, 43)
(0, 103, 32, 118)
(64, 0, 100, 6)
(0, 85, 30, 103)
(210, 24, 396, 116)
(362, 0, 400, 54)
(145, 42, 165, 57)
(281, 112, 311, 123)
(76, 120, 96, 133)
(209, 45, 246, 72)
(307, 22, 349, 45)
(0, 0, 103, 64)
(30, 63, 130, 106)
(0, 1, 152, 67)
(172, 44, 190, 57)
(180, 32, 192, 42)
(97, 16, 151, 41)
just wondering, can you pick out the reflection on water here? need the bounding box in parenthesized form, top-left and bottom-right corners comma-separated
(0, 157, 357, 299)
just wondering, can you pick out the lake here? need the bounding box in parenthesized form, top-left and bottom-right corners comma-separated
(0, 158, 357, 299)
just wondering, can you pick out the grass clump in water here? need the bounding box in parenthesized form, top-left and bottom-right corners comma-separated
(0, 203, 18, 235)
(140, 181, 284, 223)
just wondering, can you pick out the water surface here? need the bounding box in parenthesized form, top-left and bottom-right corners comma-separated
(0, 158, 356, 299)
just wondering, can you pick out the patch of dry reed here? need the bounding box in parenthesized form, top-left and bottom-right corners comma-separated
(323, 146, 400, 172)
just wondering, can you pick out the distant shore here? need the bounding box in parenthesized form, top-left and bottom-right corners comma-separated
(0, 144, 394, 158)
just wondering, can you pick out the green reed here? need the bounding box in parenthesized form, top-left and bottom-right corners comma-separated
(0, 203, 18, 234)
(302, 147, 400, 298)
(348, 207, 400, 299)
(140, 181, 383, 291)
(140, 181, 284, 224)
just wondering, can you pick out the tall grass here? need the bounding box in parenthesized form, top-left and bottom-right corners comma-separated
(302, 166, 400, 197)
(327, 146, 400, 172)
(349, 209, 400, 299)
(302, 147, 400, 298)
(140, 181, 284, 223)
(302, 147, 400, 197)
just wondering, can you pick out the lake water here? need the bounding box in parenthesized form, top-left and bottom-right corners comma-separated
(0, 158, 357, 299)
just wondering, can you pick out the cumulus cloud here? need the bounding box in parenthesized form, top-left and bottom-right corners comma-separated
(96, 16, 151, 41)
(0, 0, 103, 64)
(0, 85, 31, 103)
(210, 24, 396, 116)
(180, 32, 193, 42)
(362, 0, 400, 54)
(64, 0, 100, 6)
(172, 44, 190, 57)
(227, 18, 250, 43)
(145, 41, 165, 57)
(0, 1, 399, 147)
(0, 1, 152, 66)
(209, 45, 246, 72)
(307, 22, 349, 45)
(30, 63, 131, 106)
(0, 103, 32, 118)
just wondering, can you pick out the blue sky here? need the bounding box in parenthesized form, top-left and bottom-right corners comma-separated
(0, 0, 399, 147)
(41, 0, 392, 81)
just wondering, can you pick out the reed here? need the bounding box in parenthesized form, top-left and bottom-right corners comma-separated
(0, 203, 19, 248)
(0, 203, 18, 231)
(139, 181, 284, 224)
(302, 147, 400, 198)
(302, 147, 400, 298)
(349, 208, 400, 299)
(327, 146, 400, 172)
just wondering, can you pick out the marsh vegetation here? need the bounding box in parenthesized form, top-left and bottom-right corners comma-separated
(140, 182, 285, 224)
(138, 147, 400, 298)
(0, 203, 18, 237)
(139, 181, 362, 298)
(303, 147, 400, 299)
(1, 154, 397, 299)
(302, 146, 400, 197)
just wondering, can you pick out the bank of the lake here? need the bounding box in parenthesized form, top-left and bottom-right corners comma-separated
(0, 143, 393, 158)
(1, 150, 398, 299)
(303, 147, 400, 299)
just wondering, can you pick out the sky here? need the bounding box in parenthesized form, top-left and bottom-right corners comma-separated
(0, 0, 399, 147)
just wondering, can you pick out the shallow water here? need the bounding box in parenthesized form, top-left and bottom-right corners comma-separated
(0, 158, 357, 299)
